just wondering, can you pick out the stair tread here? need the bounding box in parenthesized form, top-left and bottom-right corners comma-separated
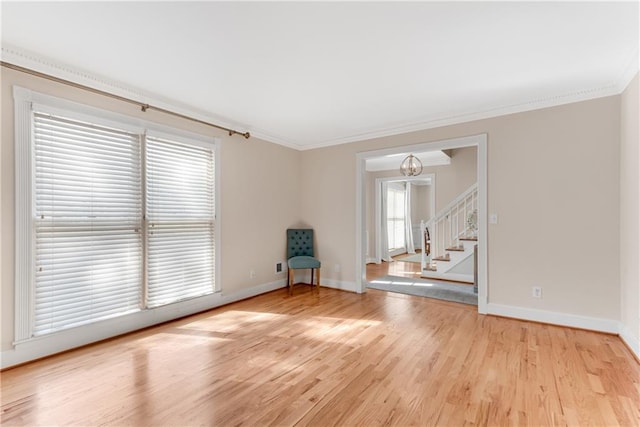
(459, 236, 478, 241)
(423, 265, 437, 271)
(446, 246, 465, 252)
(433, 256, 450, 262)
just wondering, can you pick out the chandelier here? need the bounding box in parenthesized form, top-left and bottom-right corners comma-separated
(400, 154, 423, 176)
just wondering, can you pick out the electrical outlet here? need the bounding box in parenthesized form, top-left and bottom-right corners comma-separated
(275, 262, 284, 274)
(249, 269, 256, 279)
(532, 286, 542, 298)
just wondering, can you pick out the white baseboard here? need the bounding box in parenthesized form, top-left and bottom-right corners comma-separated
(487, 303, 640, 360)
(486, 303, 620, 334)
(421, 271, 474, 284)
(321, 278, 359, 293)
(1, 279, 287, 369)
(366, 257, 377, 264)
(619, 323, 640, 360)
(219, 279, 287, 303)
(4, 282, 635, 368)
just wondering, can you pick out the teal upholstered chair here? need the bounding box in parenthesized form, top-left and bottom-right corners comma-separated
(287, 229, 321, 294)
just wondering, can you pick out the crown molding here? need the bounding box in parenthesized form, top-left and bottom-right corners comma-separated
(1, 45, 253, 139)
(616, 49, 640, 93)
(298, 80, 626, 151)
(1, 45, 145, 100)
(3, 44, 636, 152)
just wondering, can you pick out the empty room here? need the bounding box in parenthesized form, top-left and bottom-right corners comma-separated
(1, 2, 639, 426)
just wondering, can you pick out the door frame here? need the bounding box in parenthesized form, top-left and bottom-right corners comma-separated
(355, 133, 488, 314)
(374, 174, 436, 263)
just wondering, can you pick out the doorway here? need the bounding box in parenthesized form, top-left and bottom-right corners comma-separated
(355, 134, 488, 314)
(373, 174, 435, 263)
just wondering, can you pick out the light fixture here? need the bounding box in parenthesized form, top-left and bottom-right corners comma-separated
(400, 154, 423, 176)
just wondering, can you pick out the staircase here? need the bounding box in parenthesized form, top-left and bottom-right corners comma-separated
(420, 184, 477, 283)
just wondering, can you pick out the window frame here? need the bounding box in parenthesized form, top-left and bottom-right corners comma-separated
(14, 86, 220, 344)
(386, 183, 406, 253)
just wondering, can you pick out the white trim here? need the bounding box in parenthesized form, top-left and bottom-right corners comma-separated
(356, 156, 367, 292)
(486, 303, 620, 334)
(616, 49, 640, 94)
(1, 280, 287, 369)
(11, 85, 222, 347)
(23, 87, 216, 147)
(420, 271, 474, 284)
(218, 279, 286, 301)
(476, 139, 488, 314)
(3, 45, 635, 152)
(429, 183, 478, 224)
(13, 86, 35, 343)
(1, 46, 252, 137)
(374, 174, 435, 264)
(214, 141, 222, 293)
(356, 134, 488, 314)
(365, 257, 377, 264)
(298, 85, 625, 151)
(321, 279, 359, 293)
(619, 323, 640, 360)
(487, 303, 639, 359)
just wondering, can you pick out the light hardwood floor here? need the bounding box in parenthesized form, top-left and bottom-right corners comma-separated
(1, 287, 638, 426)
(366, 255, 423, 281)
(366, 254, 475, 290)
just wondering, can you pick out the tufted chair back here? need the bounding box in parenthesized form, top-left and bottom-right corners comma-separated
(287, 229, 315, 259)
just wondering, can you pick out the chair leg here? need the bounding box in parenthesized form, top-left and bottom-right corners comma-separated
(288, 268, 293, 295)
(310, 269, 314, 287)
(316, 268, 320, 291)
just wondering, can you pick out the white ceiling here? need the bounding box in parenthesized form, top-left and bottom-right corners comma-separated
(1, 2, 638, 150)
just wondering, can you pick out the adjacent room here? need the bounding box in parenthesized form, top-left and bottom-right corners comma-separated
(364, 145, 481, 305)
(1, 2, 639, 426)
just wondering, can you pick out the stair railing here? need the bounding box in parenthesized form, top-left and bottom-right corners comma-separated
(421, 183, 478, 267)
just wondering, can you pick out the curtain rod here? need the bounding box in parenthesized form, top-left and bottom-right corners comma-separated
(1, 61, 251, 139)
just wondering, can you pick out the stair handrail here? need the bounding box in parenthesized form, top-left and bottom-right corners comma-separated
(423, 183, 478, 264)
(425, 183, 478, 228)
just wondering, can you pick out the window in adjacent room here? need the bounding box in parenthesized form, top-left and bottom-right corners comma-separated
(386, 183, 406, 254)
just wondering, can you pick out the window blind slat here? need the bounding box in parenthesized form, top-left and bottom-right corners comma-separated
(146, 136, 215, 308)
(33, 112, 142, 336)
(30, 109, 215, 338)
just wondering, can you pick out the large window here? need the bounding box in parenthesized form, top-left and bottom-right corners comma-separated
(387, 184, 406, 252)
(15, 88, 217, 340)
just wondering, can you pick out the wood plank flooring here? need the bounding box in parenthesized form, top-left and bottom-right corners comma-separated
(366, 257, 422, 281)
(1, 287, 638, 426)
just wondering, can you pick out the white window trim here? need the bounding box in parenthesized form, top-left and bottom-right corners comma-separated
(13, 86, 221, 346)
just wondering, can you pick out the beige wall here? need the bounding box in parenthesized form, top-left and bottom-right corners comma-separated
(620, 72, 639, 350)
(0, 68, 302, 351)
(412, 184, 430, 223)
(364, 146, 477, 258)
(301, 96, 621, 320)
(1, 65, 634, 356)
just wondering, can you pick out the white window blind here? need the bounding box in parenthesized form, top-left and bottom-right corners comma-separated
(145, 136, 215, 307)
(33, 113, 142, 335)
